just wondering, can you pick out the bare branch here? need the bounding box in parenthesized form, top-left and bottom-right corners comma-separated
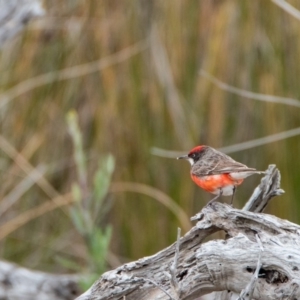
(0, 135, 60, 199)
(236, 235, 264, 300)
(199, 70, 300, 109)
(255, 234, 264, 252)
(0, 192, 73, 240)
(0, 165, 46, 216)
(110, 182, 191, 232)
(243, 164, 284, 213)
(272, 0, 300, 22)
(214, 128, 300, 153)
(151, 126, 300, 158)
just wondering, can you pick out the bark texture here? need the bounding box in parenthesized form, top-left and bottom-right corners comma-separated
(77, 165, 299, 300)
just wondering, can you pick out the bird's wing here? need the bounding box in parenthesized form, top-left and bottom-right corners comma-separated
(191, 151, 257, 177)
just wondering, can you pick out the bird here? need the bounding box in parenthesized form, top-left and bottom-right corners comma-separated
(177, 145, 264, 205)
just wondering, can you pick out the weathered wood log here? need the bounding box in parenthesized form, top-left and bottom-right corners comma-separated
(76, 165, 299, 300)
(0, 260, 81, 300)
(78, 203, 300, 300)
(0, 0, 44, 48)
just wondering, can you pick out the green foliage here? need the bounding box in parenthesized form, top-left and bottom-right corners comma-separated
(93, 155, 115, 221)
(66, 110, 114, 285)
(88, 226, 112, 273)
(67, 111, 88, 191)
(79, 273, 101, 292)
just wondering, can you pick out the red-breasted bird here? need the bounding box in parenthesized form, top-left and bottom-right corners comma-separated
(177, 145, 264, 205)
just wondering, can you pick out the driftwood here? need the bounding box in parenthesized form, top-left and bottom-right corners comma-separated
(0, 0, 44, 48)
(0, 260, 81, 300)
(76, 165, 300, 300)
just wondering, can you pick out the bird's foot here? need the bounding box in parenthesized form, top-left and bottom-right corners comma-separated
(229, 186, 237, 207)
(207, 190, 223, 206)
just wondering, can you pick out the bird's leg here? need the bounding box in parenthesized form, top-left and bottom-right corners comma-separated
(230, 186, 237, 206)
(207, 189, 223, 206)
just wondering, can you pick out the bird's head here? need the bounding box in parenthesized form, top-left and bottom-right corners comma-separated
(177, 145, 207, 166)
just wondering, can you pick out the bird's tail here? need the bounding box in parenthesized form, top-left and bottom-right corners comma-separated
(229, 170, 265, 180)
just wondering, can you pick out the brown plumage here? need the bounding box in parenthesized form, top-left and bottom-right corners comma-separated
(178, 145, 264, 205)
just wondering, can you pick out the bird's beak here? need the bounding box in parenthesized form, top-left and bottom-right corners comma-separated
(177, 155, 189, 160)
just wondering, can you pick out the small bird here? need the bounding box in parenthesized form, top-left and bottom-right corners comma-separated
(177, 145, 264, 205)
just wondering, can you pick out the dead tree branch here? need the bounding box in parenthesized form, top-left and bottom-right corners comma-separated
(243, 164, 284, 213)
(76, 165, 299, 300)
(0, 260, 81, 300)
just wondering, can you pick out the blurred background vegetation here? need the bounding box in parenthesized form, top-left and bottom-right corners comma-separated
(0, 0, 300, 281)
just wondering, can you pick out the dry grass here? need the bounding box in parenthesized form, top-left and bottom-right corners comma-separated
(0, 0, 300, 273)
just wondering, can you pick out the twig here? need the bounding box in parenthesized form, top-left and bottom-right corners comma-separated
(272, 0, 300, 22)
(0, 134, 71, 219)
(0, 193, 73, 240)
(243, 164, 284, 213)
(151, 126, 300, 158)
(110, 182, 191, 231)
(214, 128, 300, 154)
(0, 135, 60, 199)
(199, 70, 300, 109)
(0, 165, 46, 216)
(236, 235, 264, 300)
(255, 234, 264, 251)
